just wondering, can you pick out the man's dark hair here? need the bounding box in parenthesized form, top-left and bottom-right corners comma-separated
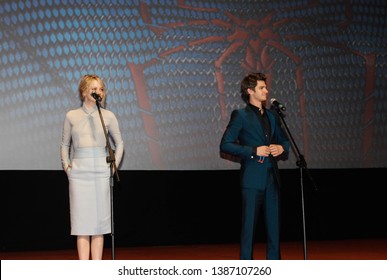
(240, 72, 267, 104)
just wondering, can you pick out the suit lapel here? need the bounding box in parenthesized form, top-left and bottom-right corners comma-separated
(266, 110, 276, 140)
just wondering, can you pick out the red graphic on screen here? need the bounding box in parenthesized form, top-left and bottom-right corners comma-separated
(128, 0, 376, 168)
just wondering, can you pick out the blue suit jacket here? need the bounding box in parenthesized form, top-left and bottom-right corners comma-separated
(220, 105, 290, 189)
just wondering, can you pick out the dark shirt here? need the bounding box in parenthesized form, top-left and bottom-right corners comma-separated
(249, 103, 271, 145)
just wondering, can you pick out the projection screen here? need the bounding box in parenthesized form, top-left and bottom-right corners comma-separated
(1, 0, 386, 170)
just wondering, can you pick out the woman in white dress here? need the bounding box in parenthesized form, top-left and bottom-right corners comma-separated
(60, 74, 124, 260)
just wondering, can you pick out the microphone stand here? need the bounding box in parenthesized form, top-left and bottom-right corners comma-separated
(95, 98, 120, 260)
(271, 105, 318, 260)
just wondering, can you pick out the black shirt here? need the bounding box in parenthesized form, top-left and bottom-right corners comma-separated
(249, 103, 271, 145)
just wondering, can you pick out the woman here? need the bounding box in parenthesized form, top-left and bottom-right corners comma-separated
(60, 74, 124, 260)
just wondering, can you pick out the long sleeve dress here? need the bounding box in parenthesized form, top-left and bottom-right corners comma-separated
(60, 103, 124, 235)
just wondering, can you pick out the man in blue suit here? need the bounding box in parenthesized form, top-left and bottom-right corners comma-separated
(220, 72, 290, 260)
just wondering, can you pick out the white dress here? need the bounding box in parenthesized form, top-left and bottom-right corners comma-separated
(60, 103, 124, 235)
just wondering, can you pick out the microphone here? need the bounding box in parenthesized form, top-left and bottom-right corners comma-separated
(91, 92, 102, 102)
(270, 98, 286, 111)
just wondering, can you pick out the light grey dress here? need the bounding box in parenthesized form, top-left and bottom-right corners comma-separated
(60, 103, 124, 235)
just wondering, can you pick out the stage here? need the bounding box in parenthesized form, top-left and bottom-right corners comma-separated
(1, 239, 386, 260)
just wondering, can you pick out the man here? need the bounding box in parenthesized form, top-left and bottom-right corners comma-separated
(220, 72, 290, 260)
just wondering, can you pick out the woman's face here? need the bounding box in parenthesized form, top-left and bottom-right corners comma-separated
(84, 79, 105, 104)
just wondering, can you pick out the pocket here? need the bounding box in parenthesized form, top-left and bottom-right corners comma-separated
(65, 165, 72, 176)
